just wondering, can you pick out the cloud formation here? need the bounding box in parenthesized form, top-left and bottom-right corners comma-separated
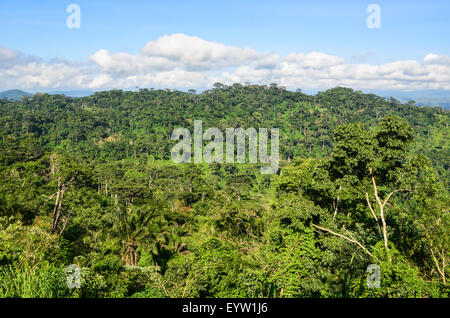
(141, 33, 261, 71)
(0, 46, 20, 63)
(0, 33, 449, 92)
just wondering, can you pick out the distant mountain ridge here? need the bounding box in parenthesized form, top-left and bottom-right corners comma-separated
(0, 89, 32, 101)
(48, 90, 94, 97)
(372, 89, 450, 109)
(1, 88, 450, 109)
(404, 98, 450, 110)
(0, 89, 94, 100)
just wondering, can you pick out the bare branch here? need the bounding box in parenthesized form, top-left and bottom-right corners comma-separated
(365, 191, 378, 222)
(370, 169, 390, 261)
(312, 223, 377, 261)
(430, 247, 446, 285)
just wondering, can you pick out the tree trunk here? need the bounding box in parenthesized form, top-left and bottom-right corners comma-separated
(370, 169, 392, 262)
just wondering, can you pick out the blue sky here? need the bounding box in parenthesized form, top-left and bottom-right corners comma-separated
(0, 0, 449, 92)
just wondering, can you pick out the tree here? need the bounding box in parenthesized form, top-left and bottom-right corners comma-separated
(326, 116, 423, 261)
(226, 174, 253, 201)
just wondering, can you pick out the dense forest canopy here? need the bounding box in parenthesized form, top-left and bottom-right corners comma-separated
(0, 84, 448, 297)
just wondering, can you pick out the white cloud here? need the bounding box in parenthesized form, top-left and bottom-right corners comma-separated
(89, 49, 176, 75)
(253, 54, 281, 70)
(285, 51, 345, 69)
(423, 53, 450, 65)
(141, 33, 261, 70)
(0, 46, 19, 63)
(87, 74, 114, 89)
(0, 34, 450, 92)
(223, 66, 272, 84)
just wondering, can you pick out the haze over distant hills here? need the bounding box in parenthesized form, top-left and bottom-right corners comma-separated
(1, 87, 450, 109)
(47, 90, 95, 98)
(371, 89, 450, 109)
(0, 89, 94, 100)
(0, 89, 32, 101)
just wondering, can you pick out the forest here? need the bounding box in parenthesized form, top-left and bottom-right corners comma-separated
(0, 83, 448, 298)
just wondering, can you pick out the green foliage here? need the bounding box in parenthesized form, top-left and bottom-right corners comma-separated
(0, 85, 448, 298)
(0, 264, 70, 298)
(349, 243, 446, 298)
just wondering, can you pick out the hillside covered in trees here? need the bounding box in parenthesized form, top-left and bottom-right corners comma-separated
(0, 84, 448, 297)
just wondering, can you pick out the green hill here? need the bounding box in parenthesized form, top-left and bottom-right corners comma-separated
(0, 84, 448, 298)
(0, 89, 32, 101)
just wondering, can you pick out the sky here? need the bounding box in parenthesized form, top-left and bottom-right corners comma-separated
(0, 0, 449, 93)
